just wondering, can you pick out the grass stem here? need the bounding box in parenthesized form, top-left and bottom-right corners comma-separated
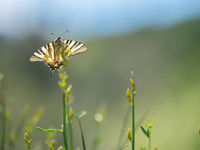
(131, 95, 135, 150)
(148, 136, 151, 150)
(62, 92, 68, 150)
(78, 119, 86, 150)
(131, 71, 135, 150)
(67, 102, 73, 150)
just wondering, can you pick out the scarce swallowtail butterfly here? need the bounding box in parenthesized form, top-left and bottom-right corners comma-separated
(30, 37, 87, 72)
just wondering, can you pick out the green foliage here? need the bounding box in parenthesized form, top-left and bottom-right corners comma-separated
(36, 127, 62, 133)
(125, 72, 136, 150)
(140, 120, 155, 150)
(140, 126, 150, 138)
(1, 20, 200, 150)
(140, 120, 154, 139)
(1, 56, 159, 150)
(58, 59, 70, 150)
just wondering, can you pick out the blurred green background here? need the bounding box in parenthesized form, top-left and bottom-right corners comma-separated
(0, 0, 200, 150)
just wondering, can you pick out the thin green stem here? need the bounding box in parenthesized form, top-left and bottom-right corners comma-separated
(148, 135, 151, 150)
(78, 119, 86, 150)
(131, 95, 135, 150)
(67, 102, 73, 150)
(130, 71, 135, 150)
(62, 92, 68, 150)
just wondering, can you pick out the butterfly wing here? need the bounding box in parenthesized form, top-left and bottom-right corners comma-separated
(30, 38, 87, 71)
(30, 41, 57, 62)
(30, 46, 48, 62)
(63, 40, 88, 56)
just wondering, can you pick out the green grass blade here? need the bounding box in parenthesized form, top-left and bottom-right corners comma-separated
(78, 119, 86, 150)
(140, 126, 149, 138)
(36, 127, 61, 133)
(62, 92, 68, 150)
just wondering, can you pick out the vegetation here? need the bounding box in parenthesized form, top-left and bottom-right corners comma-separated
(1, 19, 200, 150)
(1, 69, 157, 150)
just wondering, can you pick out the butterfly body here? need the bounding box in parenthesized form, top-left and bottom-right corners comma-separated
(30, 37, 87, 71)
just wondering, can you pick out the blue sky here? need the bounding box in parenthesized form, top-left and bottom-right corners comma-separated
(0, 0, 200, 37)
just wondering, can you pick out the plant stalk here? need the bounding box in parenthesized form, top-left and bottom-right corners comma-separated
(131, 95, 135, 150)
(62, 92, 68, 150)
(148, 135, 151, 150)
(78, 119, 86, 150)
(66, 102, 73, 150)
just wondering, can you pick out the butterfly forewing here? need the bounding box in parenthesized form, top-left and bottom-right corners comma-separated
(30, 45, 48, 62)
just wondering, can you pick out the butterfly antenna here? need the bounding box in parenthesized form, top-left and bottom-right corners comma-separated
(61, 30, 69, 36)
(50, 30, 69, 37)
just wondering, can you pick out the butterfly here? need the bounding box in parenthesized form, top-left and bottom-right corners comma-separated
(30, 37, 88, 72)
